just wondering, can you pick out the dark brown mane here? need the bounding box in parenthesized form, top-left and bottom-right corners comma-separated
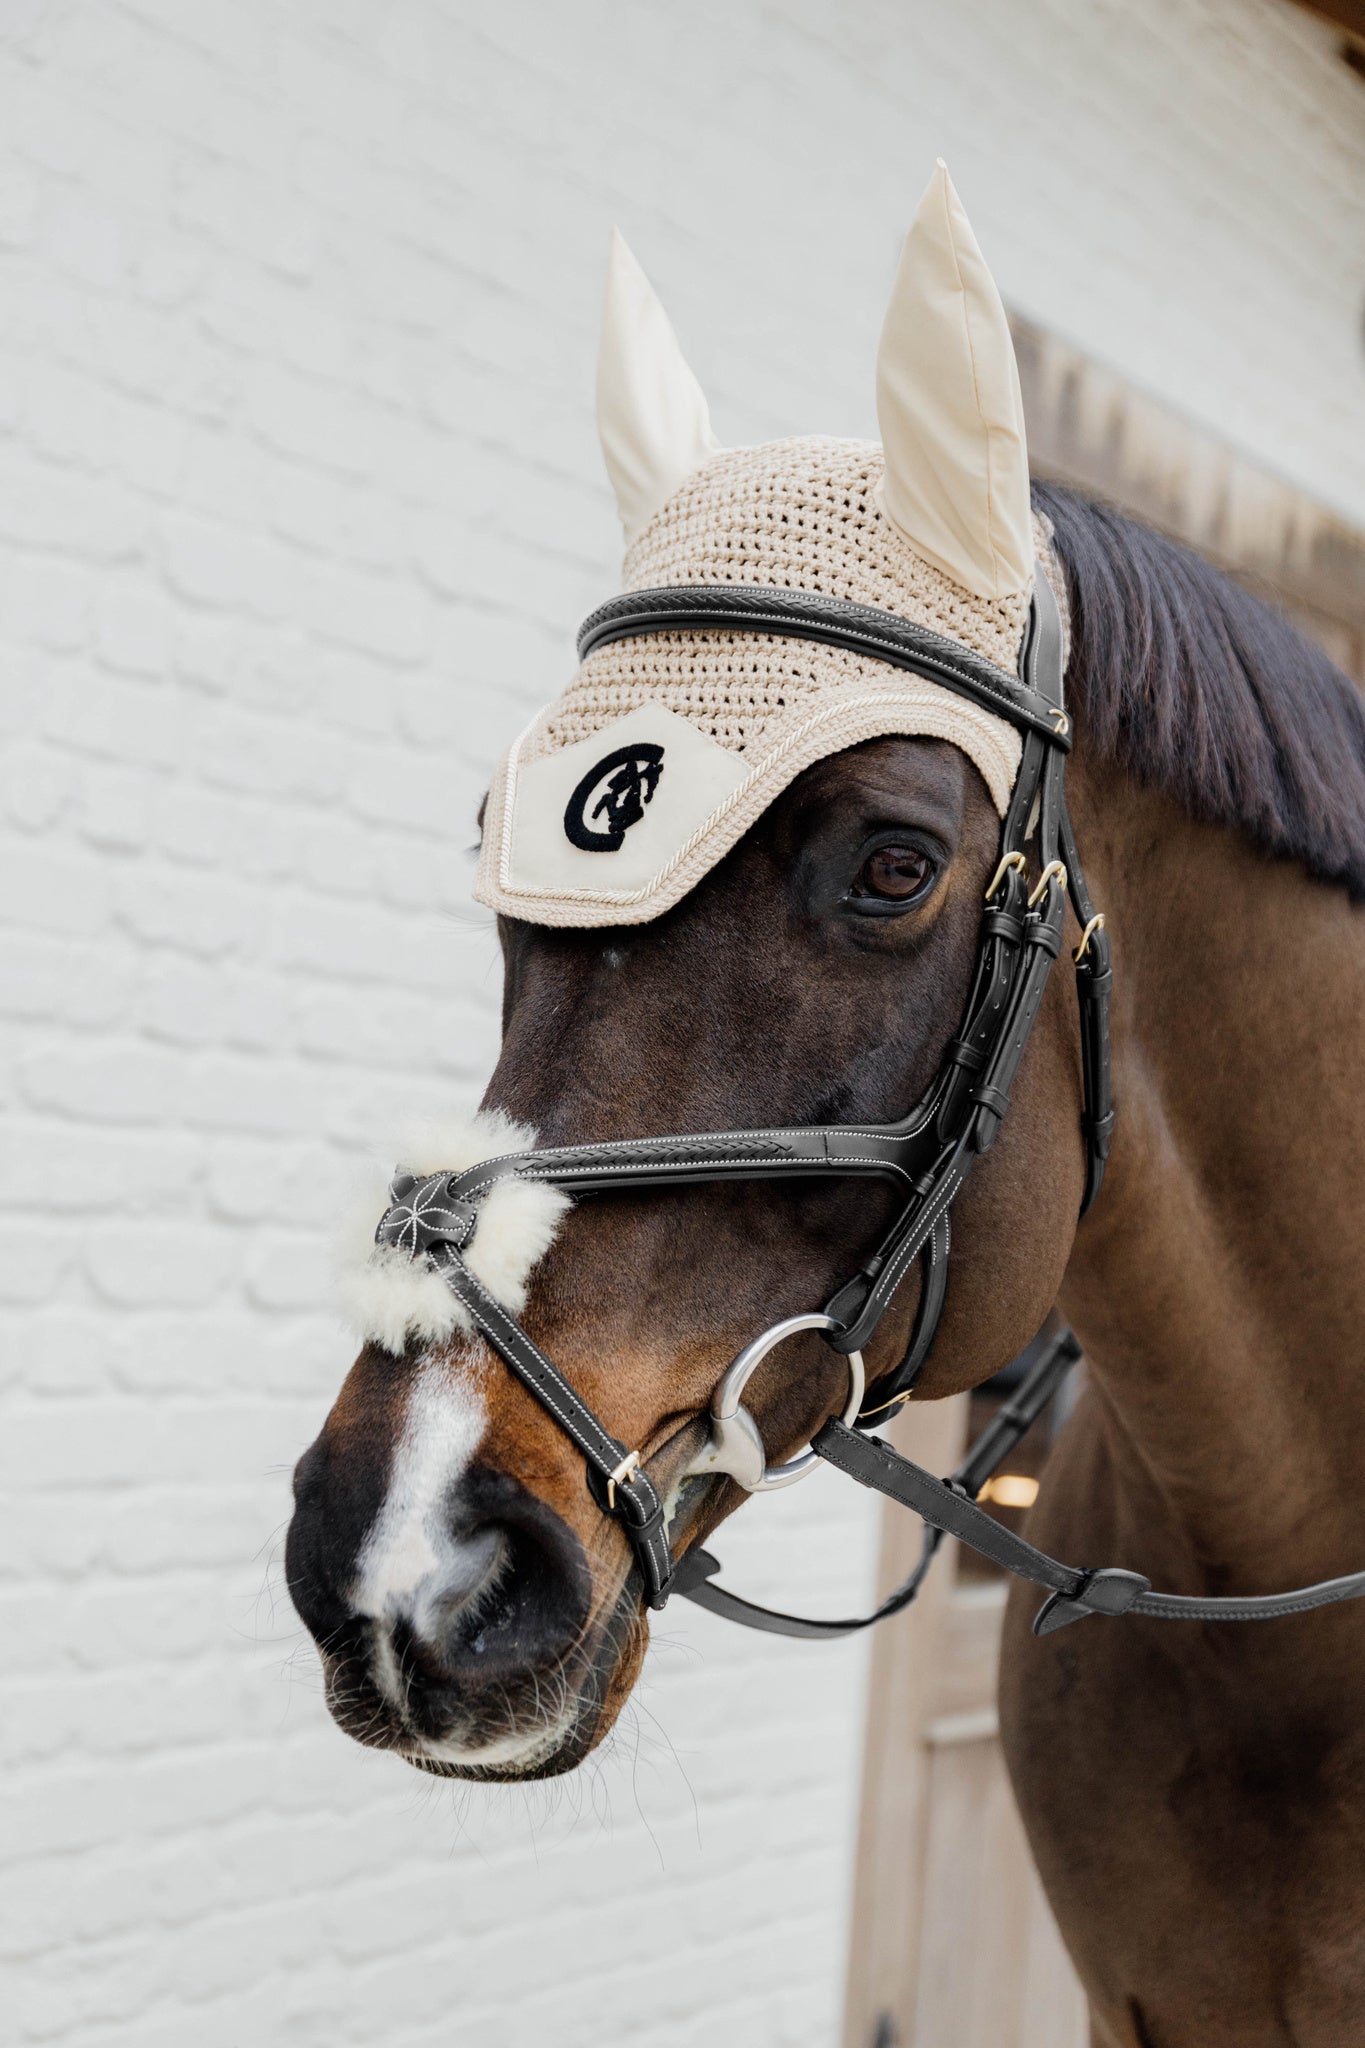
(1034, 482, 1365, 901)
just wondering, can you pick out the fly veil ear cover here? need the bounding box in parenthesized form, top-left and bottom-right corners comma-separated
(475, 164, 1043, 930)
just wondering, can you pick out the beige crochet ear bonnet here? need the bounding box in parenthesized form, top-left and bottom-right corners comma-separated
(476, 164, 1058, 930)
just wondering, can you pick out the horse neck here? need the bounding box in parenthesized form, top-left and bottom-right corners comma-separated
(1058, 765, 1365, 1587)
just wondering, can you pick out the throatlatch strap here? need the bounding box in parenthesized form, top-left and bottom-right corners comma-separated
(1059, 804, 1114, 1217)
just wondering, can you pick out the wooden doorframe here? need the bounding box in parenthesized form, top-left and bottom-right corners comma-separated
(1011, 313, 1365, 682)
(841, 1396, 971, 2045)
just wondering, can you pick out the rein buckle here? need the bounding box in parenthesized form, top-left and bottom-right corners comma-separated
(1033, 1566, 1151, 1636)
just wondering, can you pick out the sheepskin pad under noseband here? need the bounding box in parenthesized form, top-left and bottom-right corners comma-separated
(338, 1112, 569, 1357)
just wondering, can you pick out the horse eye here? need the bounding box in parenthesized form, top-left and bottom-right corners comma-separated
(852, 843, 937, 903)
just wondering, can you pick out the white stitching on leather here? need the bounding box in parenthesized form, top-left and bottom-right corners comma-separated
(874, 1168, 963, 1308)
(579, 594, 1042, 721)
(448, 1130, 932, 1204)
(446, 1259, 668, 1581)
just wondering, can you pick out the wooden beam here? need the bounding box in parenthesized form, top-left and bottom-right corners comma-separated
(1010, 314, 1365, 677)
(1284, 0, 1365, 46)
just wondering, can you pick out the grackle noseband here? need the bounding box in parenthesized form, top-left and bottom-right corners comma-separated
(374, 573, 1365, 1639)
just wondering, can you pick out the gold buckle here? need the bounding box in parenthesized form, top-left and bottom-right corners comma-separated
(1026, 859, 1067, 909)
(1049, 707, 1070, 737)
(1073, 912, 1106, 964)
(983, 851, 1026, 904)
(606, 1450, 641, 1511)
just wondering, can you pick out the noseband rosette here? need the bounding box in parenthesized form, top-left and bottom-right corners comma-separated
(374, 1173, 478, 1259)
(372, 570, 1365, 1637)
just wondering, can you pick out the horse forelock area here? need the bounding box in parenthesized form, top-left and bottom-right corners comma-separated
(1037, 482, 1365, 900)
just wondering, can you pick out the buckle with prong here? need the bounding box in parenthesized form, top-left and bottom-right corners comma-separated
(606, 1450, 642, 1511)
(1073, 912, 1106, 963)
(1026, 860, 1068, 909)
(983, 851, 1026, 904)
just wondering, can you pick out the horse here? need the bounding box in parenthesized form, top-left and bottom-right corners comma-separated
(285, 172, 1365, 2042)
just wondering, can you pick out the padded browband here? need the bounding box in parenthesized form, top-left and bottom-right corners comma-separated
(576, 584, 1071, 747)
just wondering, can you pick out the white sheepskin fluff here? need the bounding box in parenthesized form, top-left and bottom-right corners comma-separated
(337, 1110, 571, 1358)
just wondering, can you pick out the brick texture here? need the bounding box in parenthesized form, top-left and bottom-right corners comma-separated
(2, 3, 1362, 2044)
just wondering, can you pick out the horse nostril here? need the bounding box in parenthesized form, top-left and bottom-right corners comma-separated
(399, 1506, 588, 1688)
(351, 1464, 593, 1711)
(408, 1522, 510, 1658)
(291, 1436, 325, 1507)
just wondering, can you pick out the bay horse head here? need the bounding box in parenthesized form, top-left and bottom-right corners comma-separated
(285, 165, 1102, 1778)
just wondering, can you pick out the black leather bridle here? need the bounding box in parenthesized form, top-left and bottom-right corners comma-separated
(374, 573, 1365, 1639)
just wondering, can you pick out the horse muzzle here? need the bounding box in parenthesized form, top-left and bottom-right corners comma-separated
(286, 1441, 611, 1776)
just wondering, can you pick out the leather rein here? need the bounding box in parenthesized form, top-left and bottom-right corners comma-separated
(374, 573, 1365, 1639)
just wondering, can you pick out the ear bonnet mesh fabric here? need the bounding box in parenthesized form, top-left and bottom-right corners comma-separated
(476, 436, 1065, 929)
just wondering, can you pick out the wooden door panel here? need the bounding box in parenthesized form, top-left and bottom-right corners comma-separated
(913, 1729, 1087, 2048)
(842, 1398, 1089, 2048)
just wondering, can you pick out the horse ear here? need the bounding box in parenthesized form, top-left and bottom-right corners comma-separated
(876, 162, 1033, 602)
(597, 228, 721, 547)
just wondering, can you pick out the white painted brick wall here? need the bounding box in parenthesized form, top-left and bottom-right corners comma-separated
(2, 3, 1361, 2043)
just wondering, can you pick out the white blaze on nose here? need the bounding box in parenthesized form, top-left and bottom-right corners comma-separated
(352, 1361, 487, 1628)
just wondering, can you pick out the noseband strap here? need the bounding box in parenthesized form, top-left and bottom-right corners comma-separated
(435, 1247, 676, 1601)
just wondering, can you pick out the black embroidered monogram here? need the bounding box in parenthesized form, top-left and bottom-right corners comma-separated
(563, 743, 665, 852)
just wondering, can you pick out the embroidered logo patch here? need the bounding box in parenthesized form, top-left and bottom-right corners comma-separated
(563, 744, 665, 852)
(499, 704, 748, 904)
